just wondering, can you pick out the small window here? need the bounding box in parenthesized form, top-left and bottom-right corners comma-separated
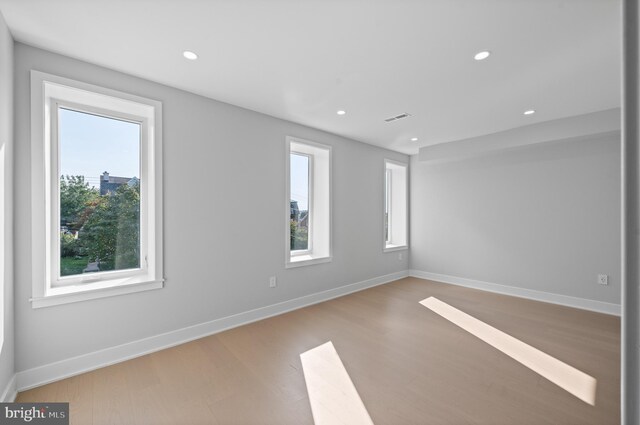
(290, 152, 311, 253)
(384, 159, 408, 251)
(385, 167, 392, 244)
(286, 137, 331, 267)
(30, 71, 163, 308)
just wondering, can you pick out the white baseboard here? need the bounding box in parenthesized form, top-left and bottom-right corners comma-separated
(16, 270, 409, 392)
(409, 270, 621, 316)
(1, 374, 17, 402)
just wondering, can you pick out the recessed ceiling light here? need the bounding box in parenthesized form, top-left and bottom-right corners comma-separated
(474, 50, 491, 61)
(337, 110, 346, 115)
(183, 50, 198, 60)
(411, 137, 418, 141)
(524, 109, 536, 115)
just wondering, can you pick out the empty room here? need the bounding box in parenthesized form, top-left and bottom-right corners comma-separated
(0, 0, 638, 424)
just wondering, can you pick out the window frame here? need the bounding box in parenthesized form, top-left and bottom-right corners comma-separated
(285, 136, 332, 268)
(385, 167, 392, 245)
(52, 102, 147, 286)
(289, 151, 313, 257)
(383, 159, 408, 252)
(30, 70, 163, 308)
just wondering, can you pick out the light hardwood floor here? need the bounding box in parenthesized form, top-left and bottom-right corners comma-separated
(17, 277, 620, 424)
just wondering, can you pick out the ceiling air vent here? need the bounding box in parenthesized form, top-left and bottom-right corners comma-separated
(384, 113, 412, 123)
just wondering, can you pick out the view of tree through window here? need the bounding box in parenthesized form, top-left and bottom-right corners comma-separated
(290, 153, 310, 251)
(58, 108, 141, 277)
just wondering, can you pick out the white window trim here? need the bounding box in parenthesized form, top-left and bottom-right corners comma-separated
(285, 136, 332, 268)
(383, 159, 408, 253)
(30, 70, 164, 308)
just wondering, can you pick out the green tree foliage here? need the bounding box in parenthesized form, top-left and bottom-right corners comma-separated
(60, 232, 80, 257)
(60, 175, 99, 229)
(80, 183, 140, 271)
(290, 219, 308, 251)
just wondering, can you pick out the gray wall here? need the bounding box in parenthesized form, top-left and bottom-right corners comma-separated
(13, 43, 408, 372)
(0, 11, 15, 398)
(410, 133, 621, 305)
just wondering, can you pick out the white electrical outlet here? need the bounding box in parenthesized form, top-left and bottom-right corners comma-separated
(597, 274, 608, 285)
(269, 276, 277, 288)
(398, 252, 403, 261)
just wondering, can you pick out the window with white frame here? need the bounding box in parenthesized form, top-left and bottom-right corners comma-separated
(30, 71, 163, 308)
(286, 137, 331, 267)
(384, 159, 408, 251)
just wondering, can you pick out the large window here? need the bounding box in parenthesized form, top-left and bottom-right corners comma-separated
(58, 109, 141, 277)
(384, 159, 408, 251)
(30, 71, 163, 308)
(286, 137, 331, 267)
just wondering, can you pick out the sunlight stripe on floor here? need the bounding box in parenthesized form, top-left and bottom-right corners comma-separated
(420, 296, 597, 405)
(300, 341, 375, 425)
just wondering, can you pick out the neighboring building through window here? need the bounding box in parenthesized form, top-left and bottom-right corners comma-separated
(384, 159, 408, 251)
(286, 137, 331, 267)
(30, 71, 163, 308)
(99, 171, 139, 196)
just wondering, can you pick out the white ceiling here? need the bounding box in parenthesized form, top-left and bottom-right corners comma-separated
(0, 0, 621, 154)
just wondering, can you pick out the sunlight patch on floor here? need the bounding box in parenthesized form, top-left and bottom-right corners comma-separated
(300, 341, 375, 425)
(420, 296, 597, 405)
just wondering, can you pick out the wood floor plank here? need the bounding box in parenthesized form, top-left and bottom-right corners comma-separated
(421, 296, 598, 405)
(91, 363, 136, 425)
(300, 341, 374, 425)
(16, 277, 620, 424)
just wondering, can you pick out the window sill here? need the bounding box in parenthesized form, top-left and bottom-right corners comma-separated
(31, 277, 164, 309)
(384, 244, 408, 253)
(286, 255, 332, 269)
